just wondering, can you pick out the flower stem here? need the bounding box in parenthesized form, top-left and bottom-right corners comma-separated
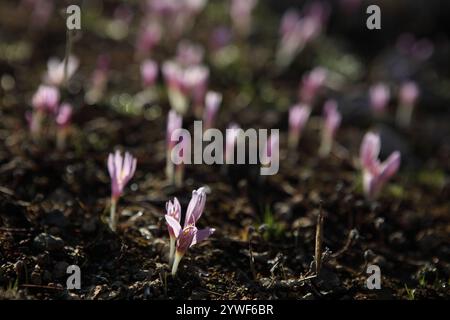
(171, 251, 184, 276)
(109, 198, 118, 232)
(169, 236, 176, 266)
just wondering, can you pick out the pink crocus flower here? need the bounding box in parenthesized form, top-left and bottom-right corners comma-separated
(29, 85, 60, 136)
(299, 67, 328, 105)
(185, 65, 209, 117)
(174, 134, 189, 188)
(203, 91, 222, 131)
(225, 123, 241, 164)
(166, 198, 181, 264)
(230, 0, 258, 37)
(166, 110, 183, 184)
(319, 100, 341, 157)
(288, 103, 311, 149)
(107, 150, 137, 231)
(56, 103, 73, 128)
(360, 132, 401, 200)
(397, 81, 420, 127)
(163, 61, 209, 115)
(44, 55, 79, 87)
(276, 4, 328, 68)
(135, 22, 162, 58)
(32, 85, 60, 113)
(176, 40, 204, 67)
(165, 187, 215, 276)
(140, 59, 159, 88)
(369, 83, 390, 115)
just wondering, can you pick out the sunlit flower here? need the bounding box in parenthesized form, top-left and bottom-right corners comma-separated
(141, 59, 159, 88)
(29, 85, 60, 136)
(176, 40, 204, 66)
(288, 103, 311, 149)
(369, 83, 390, 115)
(276, 4, 329, 68)
(166, 110, 183, 184)
(32, 85, 60, 113)
(397, 81, 419, 127)
(203, 91, 222, 130)
(360, 132, 401, 200)
(299, 67, 327, 105)
(135, 22, 162, 58)
(166, 198, 181, 264)
(44, 55, 79, 87)
(319, 100, 341, 157)
(107, 150, 137, 231)
(165, 187, 215, 276)
(230, 0, 258, 36)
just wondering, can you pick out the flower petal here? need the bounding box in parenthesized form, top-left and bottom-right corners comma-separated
(190, 227, 215, 247)
(165, 215, 182, 238)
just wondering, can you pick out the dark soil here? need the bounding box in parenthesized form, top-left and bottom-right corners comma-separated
(0, 0, 449, 300)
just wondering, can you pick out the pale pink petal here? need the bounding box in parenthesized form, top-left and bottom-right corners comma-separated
(190, 227, 215, 247)
(165, 215, 182, 239)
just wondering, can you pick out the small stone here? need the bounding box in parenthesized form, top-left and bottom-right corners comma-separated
(33, 233, 65, 251)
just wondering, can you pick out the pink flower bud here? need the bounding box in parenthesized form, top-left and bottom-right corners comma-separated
(230, 0, 258, 36)
(32, 85, 60, 113)
(176, 40, 204, 66)
(369, 83, 390, 114)
(203, 91, 222, 130)
(44, 55, 79, 87)
(56, 103, 73, 128)
(360, 132, 401, 200)
(399, 81, 419, 107)
(323, 100, 341, 138)
(288, 103, 311, 149)
(140, 59, 159, 88)
(166, 198, 181, 238)
(299, 67, 327, 104)
(319, 100, 341, 157)
(166, 110, 183, 150)
(135, 22, 161, 57)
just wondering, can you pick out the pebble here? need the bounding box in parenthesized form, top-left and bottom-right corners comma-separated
(33, 233, 65, 251)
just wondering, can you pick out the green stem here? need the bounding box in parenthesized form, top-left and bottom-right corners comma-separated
(171, 251, 183, 276)
(109, 198, 117, 232)
(169, 237, 176, 266)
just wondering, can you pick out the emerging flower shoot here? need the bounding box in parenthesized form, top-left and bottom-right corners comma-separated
(140, 59, 159, 88)
(107, 150, 137, 231)
(165, 187, 215, 276)
(288, 103, 311, 150)
(44, 55, 79, 87)
(203, 91, 222, 131)
(396, 81, 419, 128)
(369, 83, 390, 115)
(319, 100, 341, 157)
(360, 132, 401, 200)
(230, 0, 258, 37)
(299, 67, 327, 105)
(29, 85, 60, 137)
(166, 110, 183, 184)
